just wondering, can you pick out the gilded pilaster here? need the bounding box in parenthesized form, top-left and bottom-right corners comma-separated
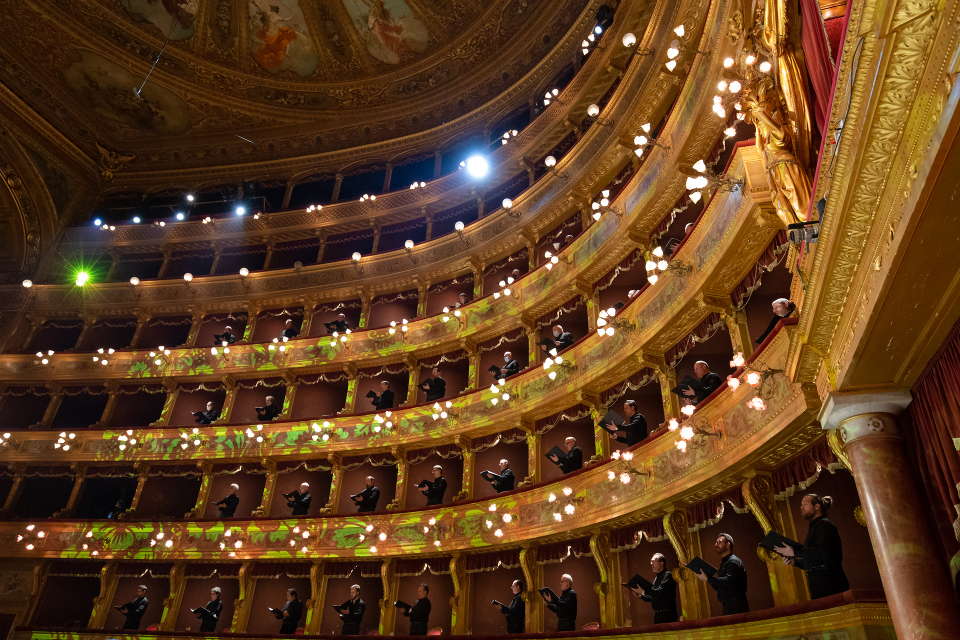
(663, 509, 709, 620)
(320, 456, 342, 515)
(88, 561, 119, 628)
(94, 384, 120, 428)
(379, 558, 398, 635)
(53, 463, 86, 518)
(125, 463, 151, 517)
(280, 373, 298, 419)
(304, 561, 326, 634)
(151, 381, 179, 427)
(231, 561, 254, 632)
(590, 531, 623, 628)
(456, 436, 474, 500)
(187, 462, 214, 519)
(252, 459, 278, 517)
(184, 309, 205, 347)
(0, 463, 25, 516)
(450, 553, 471, 634)
(657, 367, 679, 421)
(724, 309, 754, 358)
(389, 447, 407, 510)
(218, 378, 237, 423)
(524, 431, 541, 485)
(159, 562, 186, 631)
(519, 545, 542, 632)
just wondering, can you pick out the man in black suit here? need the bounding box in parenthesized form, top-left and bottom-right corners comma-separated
(481, 458, 515, 493)
(270, 588, 303, 634)
(350, 476, 381, 513)
(324, 313, 350, 335)
(492, 351, 521, 380)
(255, 395, 282, 421)
(676, 361, 724, 404)
(334, 585, 365, 635)
(283, 482, 311, 516)
(695, 533, 749, 614)
(755, 298, 796, 344)
(774, 493, 849, 599)
(418, 465, 447, 506)
(547, 436, 583, 474)
(369, 380, 394, 410)
(213, 325, 237, 346)
(492, 579, 525, 634)
(453, 292, 470, 309)
(419, 367, 446, 402)
(280, 318, 299, 341)
(114, 585, 148, 630)
(629, 553, 678, 624)
(542, 573, 577, 631)
(215, 483, 240, 518)
(601, 399, 648, 446)
(542, 324, 574, 353)
(193, 401, 220, 425)
(398, 583, 431, 636)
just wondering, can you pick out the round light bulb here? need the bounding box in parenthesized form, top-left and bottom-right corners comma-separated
(21, 279, 32, 288)
(404, 239, 414, 250)
(586, 103, 600, 117)
(502, 198, 513, 209)
(238, 267, 249, 277)
(351, 252, 362, 262)
(622, 32, 637, 47)
(544, 155, 557, 168)
(183, 272, 193, 282)
(129, 277, 140, 286)
(454, 221, 465, 232)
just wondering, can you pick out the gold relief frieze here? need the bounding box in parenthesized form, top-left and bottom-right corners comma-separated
(794, 0, 953, 390)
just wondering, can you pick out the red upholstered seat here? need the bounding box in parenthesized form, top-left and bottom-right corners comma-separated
(427, 627, 443, 635)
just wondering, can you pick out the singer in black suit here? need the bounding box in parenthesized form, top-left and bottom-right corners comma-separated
(283, 482, 311, 516)
(696, 533, 749, 615)
(541, 574, 577, 632)
(270, 588, 302, 634)
(216, 483, 240, 518)
(193, 401, 220, 425)
(115, 585, 148, 630)
(491, 579, 526, 634)
(190, 587, 223, 632)
(324, 313, 350, 335)
(774, 494, 849, 599)
(419, 367, 446, 402)
(418, 465, 447, 506)
(280, 318, 299, 340)
(335, 585, 365, 635)
(480, 459, 515, 493)
(675, 361, 723, 404)
(600, 399, 648, 445)
(541, 324, 574, 353)
(629, 553, 678, 624)
(213, 326, 237, 346)
(350, 476, 381, 513)
(398, 584, 431, 636)
(547, 436, 583, 473)
(369, 380, 395, 410)
(255, 395, 282, 421)
(499, 351, 521, 378)
(755, 298, 796, 344)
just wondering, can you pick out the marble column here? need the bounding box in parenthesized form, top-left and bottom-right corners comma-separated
(821, 391, 960, 640)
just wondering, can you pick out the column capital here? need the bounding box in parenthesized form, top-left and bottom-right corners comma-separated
(818, 390, 912, 430)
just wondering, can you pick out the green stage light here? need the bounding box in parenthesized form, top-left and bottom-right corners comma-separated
(74, 270, 90, 287)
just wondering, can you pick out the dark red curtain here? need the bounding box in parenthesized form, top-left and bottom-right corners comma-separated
(904, 320, 960, 568)
(800, 0, 837, 134)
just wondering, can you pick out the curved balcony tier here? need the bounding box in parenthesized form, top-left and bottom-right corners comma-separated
(13, 0, 719, 312)
(0, 148, 780, 467)
(0, 327, 817, 562)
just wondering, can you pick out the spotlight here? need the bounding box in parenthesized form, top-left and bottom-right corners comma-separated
(186, 194, 195, 202)
(175, 212, 185, 221)
(74, 271, 90, 287)
(132, 216, 141, 224)
(21, 279, 32, 288)
(93, 218, 103, 226)
(234, 205, 246, 216)
(465, 154, 490, 179)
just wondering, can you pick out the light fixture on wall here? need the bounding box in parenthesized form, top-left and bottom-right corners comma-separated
(684, 159, 744, 204)
(632, 123, 670, 158)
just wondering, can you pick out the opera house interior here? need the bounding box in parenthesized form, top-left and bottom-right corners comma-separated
(0, 0, 959, 638)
